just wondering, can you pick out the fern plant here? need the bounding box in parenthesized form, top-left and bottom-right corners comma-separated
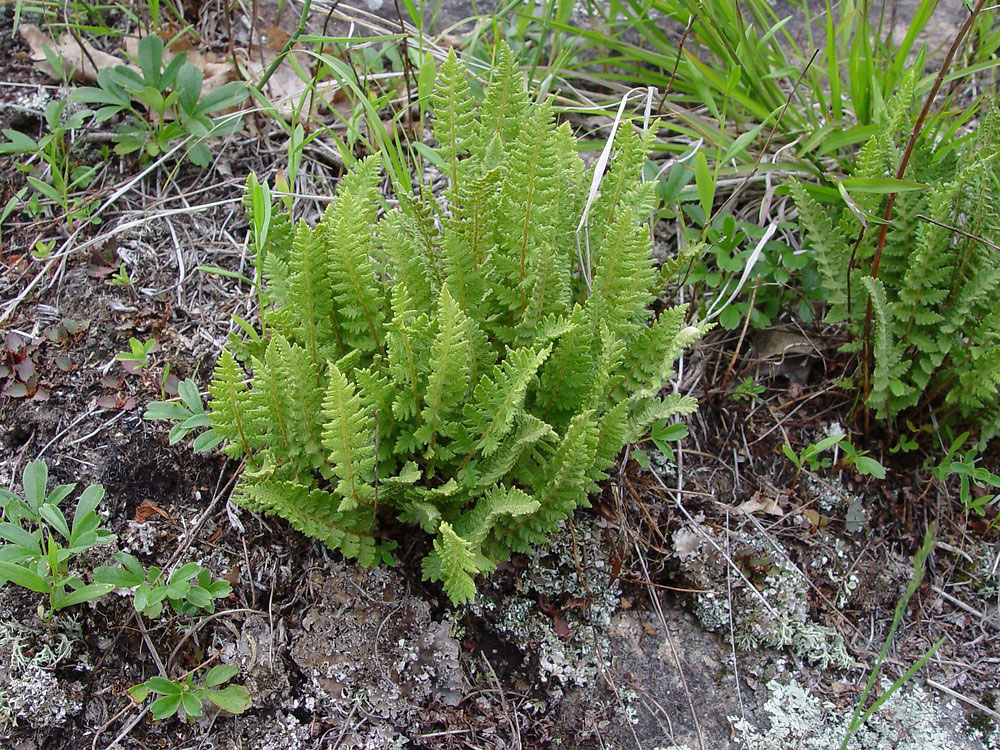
(200, 44, 709, 604)
(793, 91, 1000, 442)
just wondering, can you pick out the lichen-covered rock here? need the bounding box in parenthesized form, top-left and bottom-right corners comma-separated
(286, 561, 465, 746)
(0, 618, 81, 734)
(732, 678, 986, 750)
(677, 520, 852, 669)
(470, 513, 622, 692)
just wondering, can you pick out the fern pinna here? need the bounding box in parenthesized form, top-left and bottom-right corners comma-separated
(792, 93, 1000, 443)
(207, 44, 710, 604)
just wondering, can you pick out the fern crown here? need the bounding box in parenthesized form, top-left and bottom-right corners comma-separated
(793, 88, 1000, 440)
(209, 43, 709, 604)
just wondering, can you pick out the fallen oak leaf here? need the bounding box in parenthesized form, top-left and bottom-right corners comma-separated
(20, 24, 132, 83)
(135, 500, 171, 522)
(735, 493, 784, 516)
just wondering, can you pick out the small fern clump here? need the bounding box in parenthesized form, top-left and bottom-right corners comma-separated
(793, 86, 1000, 442)
(206, 44, 709, 604)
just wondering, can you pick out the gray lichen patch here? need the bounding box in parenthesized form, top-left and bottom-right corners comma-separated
(676, 519, 852, 669)
(281, 560, 465, 747)
(0, 617, 82, 734)
(470, 513, 622, 693)
(731, 677, 986, 750)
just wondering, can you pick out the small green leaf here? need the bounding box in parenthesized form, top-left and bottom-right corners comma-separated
(55, 583, 114, 609)
(0, 522, 42, 552)
(632, 448, 651, 469)
(0, 561, 50, 593)
(22, 460, 48, 511)
(186, 585, 212, 608)
(177, 379, 204, 414)
(192, 429, 224, 453)
(128, 683, 151, 703)
(150, 693, 183, 720)
(94, 565, 143, 588)
(146, 676, 182, 696)
(839, 176, 928, 193)
(694, 151, 714, 218)
(169, 562, 202, 585)
(782, 443, 800, 467)
(181, 692, 203, 718)
(144, 401, 193, 421)
(176, 64, 203, 114)
(205, 685, 251, 714)
(854, 456, 886, 479)
(46, 483, 77, 507)
(204, 664, 238, 687)
(39, 504, 71, 540)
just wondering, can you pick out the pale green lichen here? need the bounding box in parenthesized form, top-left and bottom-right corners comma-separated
(0, 618, 80, 731)
(469, 514, 621, 691)
(681, 524, 852, 670)
(732, 678, 981, 750)
(971, 543, 1000, 599)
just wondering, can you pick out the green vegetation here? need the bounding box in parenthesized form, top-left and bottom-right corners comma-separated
(0, 461, 116, 621)
(3, 0, 1000, 741)
(94, 556, 232, 618)
(177, 46, 711, 605)
(128, 664, 251, 721)
(0, 100, 98, 229)
(70, 35, 247, 166)
(793, 96, 1000, 440)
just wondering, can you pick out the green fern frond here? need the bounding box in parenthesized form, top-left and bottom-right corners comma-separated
(463, 344, 552, 457)
(321, 362, 377, 511)
(207, 348, 252, 459)
(625, 394, 700, 443)
(589, 124, 658, 252)
(590, 205, 657, 340)
(860, 276, 908, 419)
(248, 335, 325, 474)
(322, 177, 387, 357)
(501, 98, 562, 305)
(432, 48, 477, 187)
(422, 521, 479, 605)
(477, 40, 530, 153)
(537, 305, 595, 426)
(234, 480, 384, 567)
(465, 413, 555, 488)
(286, 222, 343, 364)
(387, 282, 433, 428)
(495, 411, 598, 554)
(379, 210, 437, 312)
(790, 181, 851, 322)
(611, 306, 709, 401)
(415, 286, 473, 460)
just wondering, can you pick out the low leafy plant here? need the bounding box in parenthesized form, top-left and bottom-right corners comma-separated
(681, 209, 823, 330)
(931, 431, 1000, 517)
(634, 420, 689, 468)
(838, 440, 887, 479)
(729, 376, 765, 403)
(784, 432, 887, 482)
(70, 35, 247, 166)
(0, 99, 98, 228)
(95, 555, 231, 618)
(129, 664, 251, 721)
(115, 337, 156, 370)
(793, 89, 1000, 442)
(153, 44, 710, 605)
(145, 378, 220, 451)
(0, 460, 115, 620)
(782, 434, 846, 480)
